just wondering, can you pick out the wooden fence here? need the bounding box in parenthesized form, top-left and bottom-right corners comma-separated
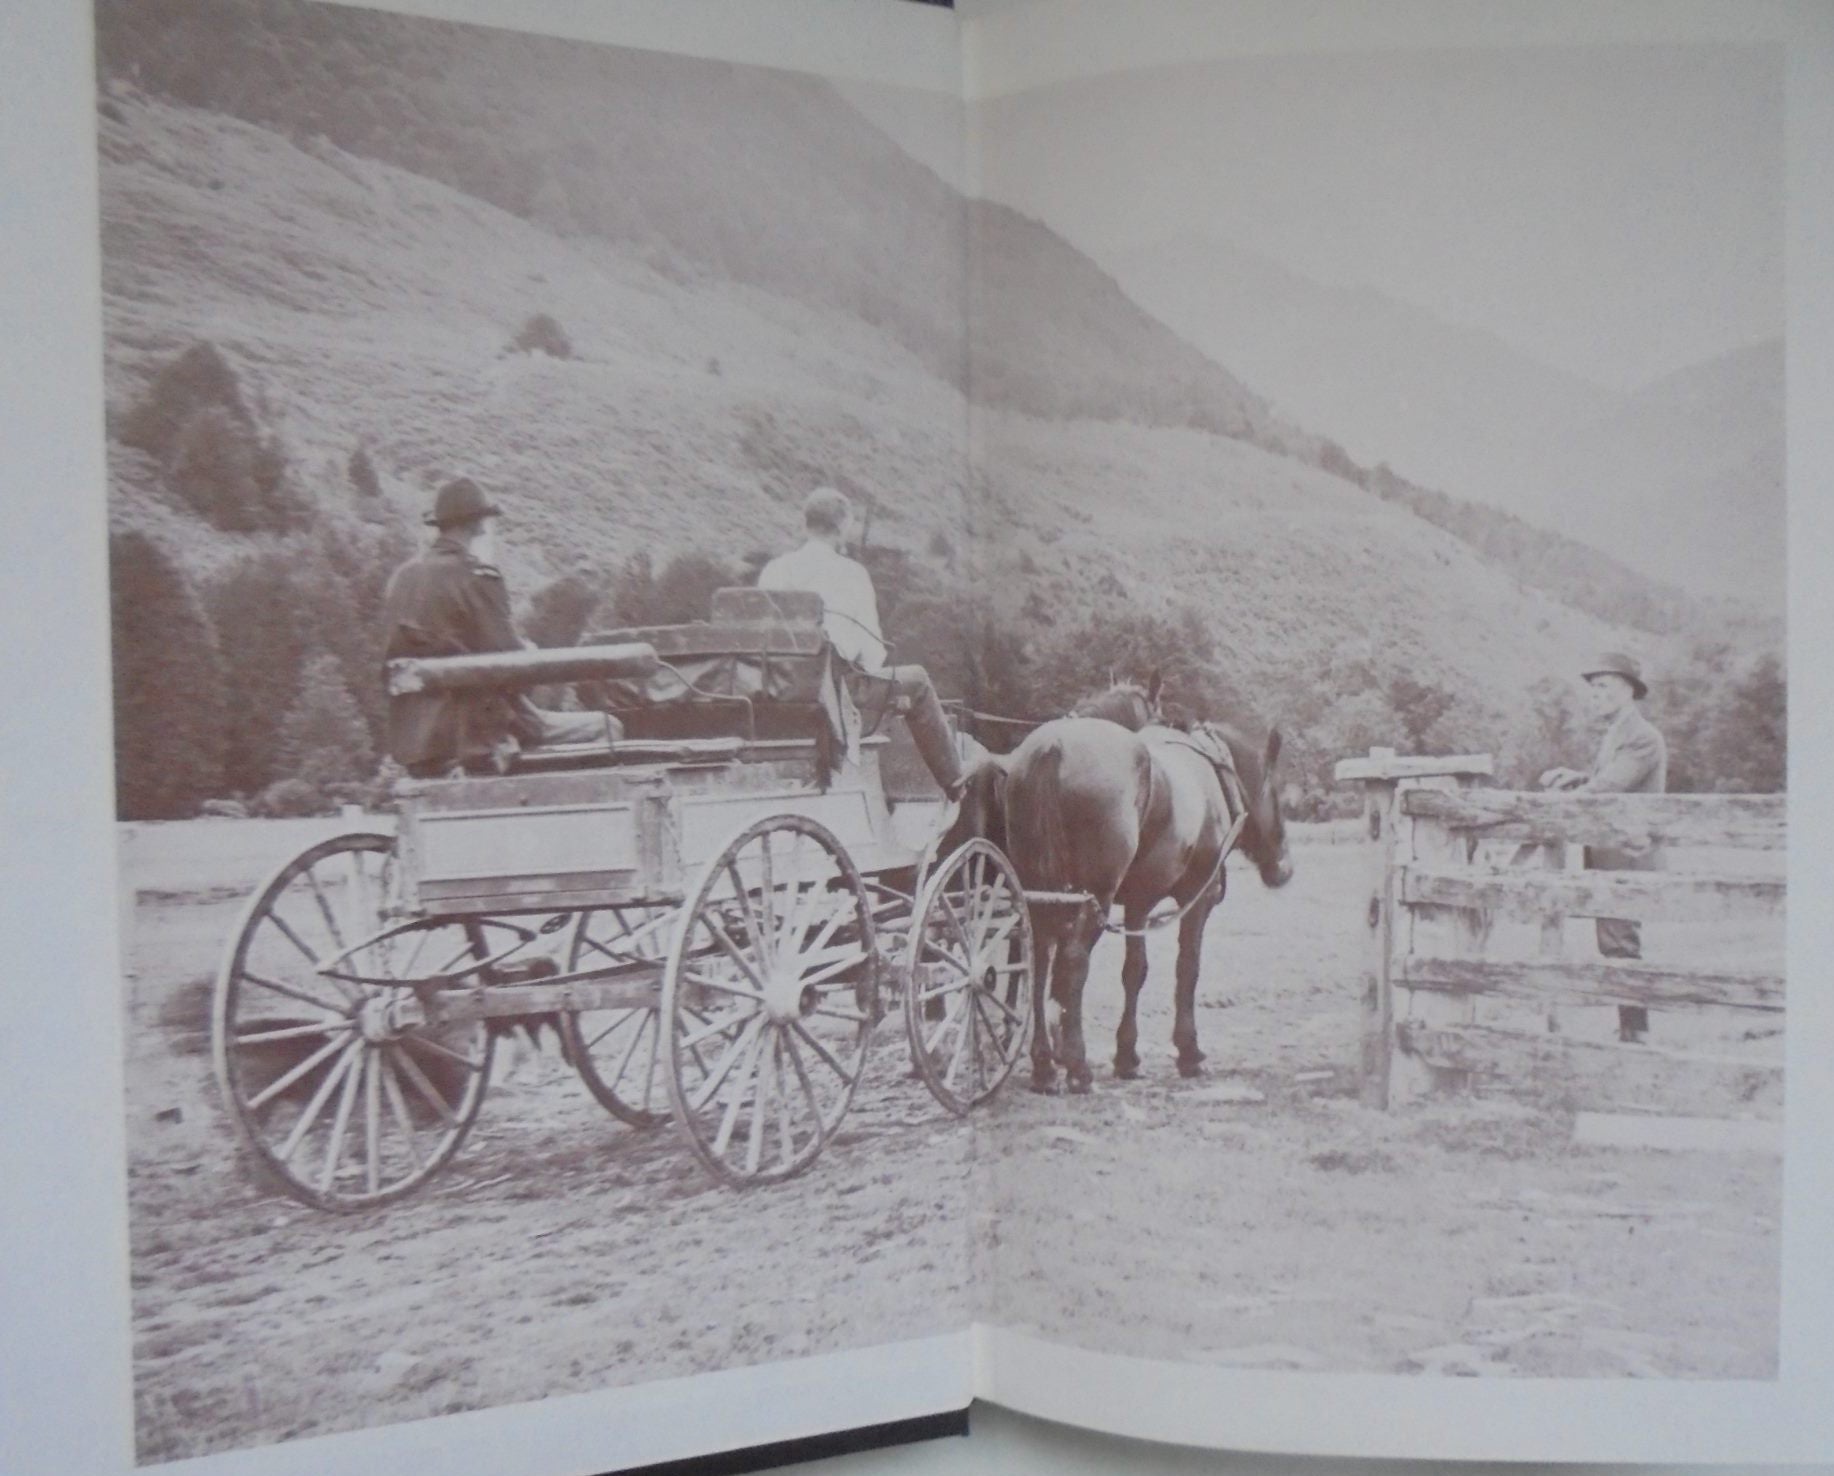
(1334, 748, 1786, 1110)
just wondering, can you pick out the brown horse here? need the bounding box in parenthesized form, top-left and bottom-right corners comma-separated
(948, 703, 1292, 1093)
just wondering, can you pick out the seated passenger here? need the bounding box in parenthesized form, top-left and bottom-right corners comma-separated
(758, 486, 966, 801)
(381, 478, 616, 776)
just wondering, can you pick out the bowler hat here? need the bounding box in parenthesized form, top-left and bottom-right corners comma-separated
(1581, 651, 1647, 700)
(426, 477, 500, 528)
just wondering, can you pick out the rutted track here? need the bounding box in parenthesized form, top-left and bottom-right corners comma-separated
(122, 825, 1781, 1461)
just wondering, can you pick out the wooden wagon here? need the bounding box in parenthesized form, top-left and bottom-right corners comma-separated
(211, 591, 1035, 1209)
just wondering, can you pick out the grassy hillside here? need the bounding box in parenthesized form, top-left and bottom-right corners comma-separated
(96, 60, 1771, 814)
(98, 92, 972, 588)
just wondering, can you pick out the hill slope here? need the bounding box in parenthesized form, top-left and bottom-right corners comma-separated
(98, 90, 1646, 769)
(1107, 234, 1617, 497)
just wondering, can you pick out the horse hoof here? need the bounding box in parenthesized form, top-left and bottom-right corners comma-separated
(1114, 1063, 1140, 1081)
(1029, 1071, 1058, 1095)
(1067, 1068, 1094, 1094)
(1177, 1058, 1206, 1079)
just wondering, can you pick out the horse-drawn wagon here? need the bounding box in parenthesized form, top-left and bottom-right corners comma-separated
(210, 590, 1035, 1209)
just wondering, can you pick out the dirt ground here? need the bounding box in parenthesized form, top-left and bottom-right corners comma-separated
(119, 824, 1781, 1463)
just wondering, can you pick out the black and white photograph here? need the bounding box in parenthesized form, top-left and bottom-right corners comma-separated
(100, 0, 979, 1461)
(960, 37, 1786, 1377)
(73, 0, 1802, 1468)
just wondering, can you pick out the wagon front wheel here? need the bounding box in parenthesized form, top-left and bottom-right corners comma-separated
(660, 815, 877, 1187)
(906, 839, 1034, 1114)
(212, 832, 494, 1211)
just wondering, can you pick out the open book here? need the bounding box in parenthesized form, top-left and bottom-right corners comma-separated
(3, 0, 1830, 1471)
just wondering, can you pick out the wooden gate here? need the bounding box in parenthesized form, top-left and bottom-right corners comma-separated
(1334, 748, 1786, 1114)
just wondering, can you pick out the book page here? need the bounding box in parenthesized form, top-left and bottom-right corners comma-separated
(958, 0, 1833, 1462)
(0, 1, 985, 1473)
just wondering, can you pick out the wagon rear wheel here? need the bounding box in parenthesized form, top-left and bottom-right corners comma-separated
(212, 832, 495, 1212)
(905, 839, 1034, 1115)
(660, 815, 877, 1187)
(562, 905, 671, 1127)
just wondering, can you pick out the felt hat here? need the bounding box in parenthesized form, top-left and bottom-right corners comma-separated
(1581, 651, 1647, 700)
(425, 477, 500, 528)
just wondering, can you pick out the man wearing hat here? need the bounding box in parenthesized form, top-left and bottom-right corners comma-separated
(1538, 651, 1668, 1043)
(381, 478, 613, 775)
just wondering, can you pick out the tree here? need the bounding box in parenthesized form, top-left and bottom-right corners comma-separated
(524, 571, 602, 648)
(276, 653, 375, 790)
(1386, 675, 1455, 754)
(208, 553, 314, 795)
(110, 529, 227, 819)
(347, 443, 382, 500)
(1714, 653, 1786, 792)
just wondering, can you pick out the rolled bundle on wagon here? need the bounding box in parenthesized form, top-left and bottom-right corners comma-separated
(209, 592, 1039, 1211)
(384, 640, 661, 696)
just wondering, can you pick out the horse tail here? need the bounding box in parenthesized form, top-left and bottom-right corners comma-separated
(1010, 735, 1071, 893)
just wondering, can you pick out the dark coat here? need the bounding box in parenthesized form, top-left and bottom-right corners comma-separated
(380, 536, 523, 771)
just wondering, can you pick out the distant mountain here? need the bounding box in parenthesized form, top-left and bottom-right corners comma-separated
(1106, 235, 1618, 502)
(1519, 339, 1784, 604)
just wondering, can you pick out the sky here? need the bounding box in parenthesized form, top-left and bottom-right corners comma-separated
(849, 43, 1784, 393)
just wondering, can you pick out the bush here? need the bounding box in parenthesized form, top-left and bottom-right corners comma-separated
(252, 777, 332, 818)
(509, 312, 572, 359)
(525, 571, 602, 648)
(276, 653, 375, 789)
(118, 342, 306, 532)
(110, 529, 227, 819)
(348, 443, 382, 500)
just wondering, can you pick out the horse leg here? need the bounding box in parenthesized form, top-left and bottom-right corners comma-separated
(1172, 893, 1220, 1078)
(1055, 901, 1103, 1095)
(1114, 904, 1149, 1080)
(1028, 929, 1058, 1094)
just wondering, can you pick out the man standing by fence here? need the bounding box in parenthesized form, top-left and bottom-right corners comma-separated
(1538, 652, 1668, 1043)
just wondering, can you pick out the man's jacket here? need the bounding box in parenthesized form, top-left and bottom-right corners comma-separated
(380, 536, 522, 771)
(1582, 705, 1669, 873)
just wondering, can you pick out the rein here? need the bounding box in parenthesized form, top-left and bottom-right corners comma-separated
(1098, 808, 1247, 937)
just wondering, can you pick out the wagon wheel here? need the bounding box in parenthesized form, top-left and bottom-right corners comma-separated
(212, 832, 496, 1212)
(561, 904, 672, 1127)
(905, 839, 1034, 1115)
(660, 815, 878, 1187)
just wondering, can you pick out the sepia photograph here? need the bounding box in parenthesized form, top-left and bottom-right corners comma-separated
(95, 0, 1788, 1467)
(100, 0, 981, 1461)
(958, 37, 1786, 1380)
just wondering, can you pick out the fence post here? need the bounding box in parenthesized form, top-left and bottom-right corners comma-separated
(1334, 748, 1495, 1108)
(1395, 771, 1495, 1102)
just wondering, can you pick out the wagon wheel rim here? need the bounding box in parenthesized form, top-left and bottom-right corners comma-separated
(561, 904, 671, 1128)
(211, 832, 496, 1212)
(660, 814, 877, 1188)
(905, 839, 1034, 1115)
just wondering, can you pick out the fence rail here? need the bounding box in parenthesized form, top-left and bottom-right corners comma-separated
(1334, 748, 1786, 1109)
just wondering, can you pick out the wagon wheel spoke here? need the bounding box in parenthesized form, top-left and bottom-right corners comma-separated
(661, 815, 872, 1186)
(273, 1040, 360, 1163)
(380, 1054, 425, 1171)
(391, 1040, 460, 1125)
(401, 1033, 486, 1074)
(316, 1046, 364, 1194)
(215, 833, 493, 1212)
(904, 840, 1034, 1115)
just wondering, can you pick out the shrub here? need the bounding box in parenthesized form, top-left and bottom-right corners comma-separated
(509, 312, 573, 359)
(118, 342, 307, 532)
(110, 529, 227, 819)
(524, 571, 602, 648)
(276, 653, 375, 790)
(348, 443, 382, 500)
(253, 777, 332, 818)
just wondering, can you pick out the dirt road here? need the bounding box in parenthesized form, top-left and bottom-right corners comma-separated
(120, 826, 1780, 1462)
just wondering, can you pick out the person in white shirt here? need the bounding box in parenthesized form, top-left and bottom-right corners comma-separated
(759, 487, 966, 801)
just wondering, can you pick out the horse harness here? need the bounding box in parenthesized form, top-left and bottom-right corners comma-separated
(1099, 727, 1251, 938)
